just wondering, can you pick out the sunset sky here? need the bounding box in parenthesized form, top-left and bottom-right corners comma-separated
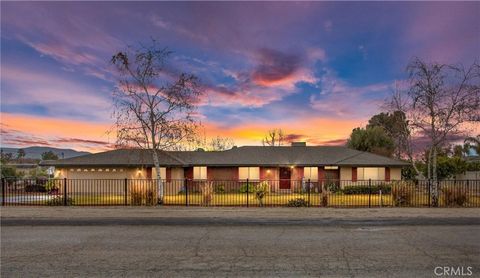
(1, 2, 479, 152)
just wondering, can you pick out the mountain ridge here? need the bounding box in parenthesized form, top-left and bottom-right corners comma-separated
(1, 146, 91, 159)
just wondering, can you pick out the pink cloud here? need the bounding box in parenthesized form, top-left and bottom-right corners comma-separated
(403, 3, 478, 64)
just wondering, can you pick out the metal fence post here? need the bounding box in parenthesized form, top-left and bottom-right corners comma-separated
(185, 178, 189, 207)
(368, 179, 371, 208)
(307, 179, 311, 207)
(1, 178, 5, 206)
(63, 178, 67, 206)
(246, 178, 249, 207)
(124, 178, 128, 206)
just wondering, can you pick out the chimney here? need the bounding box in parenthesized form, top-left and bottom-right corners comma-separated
(291, 142, 306, 147)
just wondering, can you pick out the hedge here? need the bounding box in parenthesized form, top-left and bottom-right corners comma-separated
(341, 184, 392, 195)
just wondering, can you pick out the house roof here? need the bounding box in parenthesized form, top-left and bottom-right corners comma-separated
(40, 146, 409, 167)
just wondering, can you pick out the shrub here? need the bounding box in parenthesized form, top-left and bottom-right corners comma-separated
(25, 183, 47, 192)
(287, 198, 309, 207)
(255, 181, 269, 206)
(325, 181, 341, 193)
(320, 193, 328, 207)
(214, 184, 225, 194)
(342, 184, 392, 195)
(201, 182, 214, 206)
(145, 188, 157, 206)
(391, 182, 414, 206)
(239, 183, 255, 193)
(45, 180, 59, 193)
(46, 196, 74, 206)
(442, 186, 468, 207)
(130, 190, 143, 205)
(130, 183, 157, 206)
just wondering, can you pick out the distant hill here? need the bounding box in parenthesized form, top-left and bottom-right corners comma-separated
(1, 146, 90, 160)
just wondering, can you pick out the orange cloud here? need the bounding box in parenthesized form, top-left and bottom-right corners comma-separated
(202, 117, 365, 146)
(1, 113, 114, 152)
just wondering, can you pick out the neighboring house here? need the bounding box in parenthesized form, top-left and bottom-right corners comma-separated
(457, 150, 480, 180)
(8, 163, 39, 175)
(41, 143, 408, 193)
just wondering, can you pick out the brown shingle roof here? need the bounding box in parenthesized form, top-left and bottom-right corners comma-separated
(41, 146, 408, 167)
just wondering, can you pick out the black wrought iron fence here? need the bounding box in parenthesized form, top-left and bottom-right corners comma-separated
(1, 178, 479, 207)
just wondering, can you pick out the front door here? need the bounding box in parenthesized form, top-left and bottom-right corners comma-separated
(279, 167, 291, 189)
(146, 167, 152, 179)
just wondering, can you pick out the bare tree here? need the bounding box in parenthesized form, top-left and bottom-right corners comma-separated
(389, 58, 480, 205)
(208, 136, 235, 151)
(111, 41, 202, 203)
(262, 128, 285, 146)
(188, 132, 235, 151)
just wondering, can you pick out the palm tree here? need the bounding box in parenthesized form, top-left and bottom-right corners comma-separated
(464, 135, 480, 155)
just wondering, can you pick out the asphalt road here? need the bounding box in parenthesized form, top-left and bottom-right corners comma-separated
(2, 219, 479, 277)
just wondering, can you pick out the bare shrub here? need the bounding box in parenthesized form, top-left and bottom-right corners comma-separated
(145, 187, 157, 206)
(130, 182, 158, 206)
(391, 181, 414, 206)
(321, 192, 328, 207)
(201, 182, 214, 206)
(130, 187, 143, 205)
(442, 186, 468, 207)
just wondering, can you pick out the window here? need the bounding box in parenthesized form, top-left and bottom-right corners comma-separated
(152, 167, 167, 179)
(193, 166, 207, 180)
(238, 167, 260, 180)
(303, 167, 318, 181)
(357, 167, 385, 180)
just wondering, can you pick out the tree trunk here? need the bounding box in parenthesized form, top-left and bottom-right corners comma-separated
(152, 149, 164, 204)
(427, 147, 432, 180)
(431, 146, 439, 207)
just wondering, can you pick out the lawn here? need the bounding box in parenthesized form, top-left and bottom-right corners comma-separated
(163, 193, 480, 207)
(3, 192, 479, 207)
(163, 193, 421, 207)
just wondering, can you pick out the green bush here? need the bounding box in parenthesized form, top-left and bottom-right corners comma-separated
(25, 183, 47, 192)
(325, 181, 341, 193)
(45, 180, 59, 193)
(214, 184, 225, 194)
(239, 183, 255, 193)
(255, 181, 269, 206)
(341, 184, 391, 195)
(287, 198, 309, 207)
(46, 196, 74, 206)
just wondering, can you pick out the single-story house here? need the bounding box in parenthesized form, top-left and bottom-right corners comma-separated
(41, 143, 408, 193)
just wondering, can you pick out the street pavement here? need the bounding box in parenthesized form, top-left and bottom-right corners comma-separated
(1, 207, 479, 277)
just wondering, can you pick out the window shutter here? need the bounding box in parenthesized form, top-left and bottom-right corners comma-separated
(318, 167, 325, 181)
(166, 168, 172, 182)
(352, 167, 357, 182)
(385, 167, 390, 182)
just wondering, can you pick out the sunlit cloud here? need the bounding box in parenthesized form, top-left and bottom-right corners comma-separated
(1, 113, 113, 152)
